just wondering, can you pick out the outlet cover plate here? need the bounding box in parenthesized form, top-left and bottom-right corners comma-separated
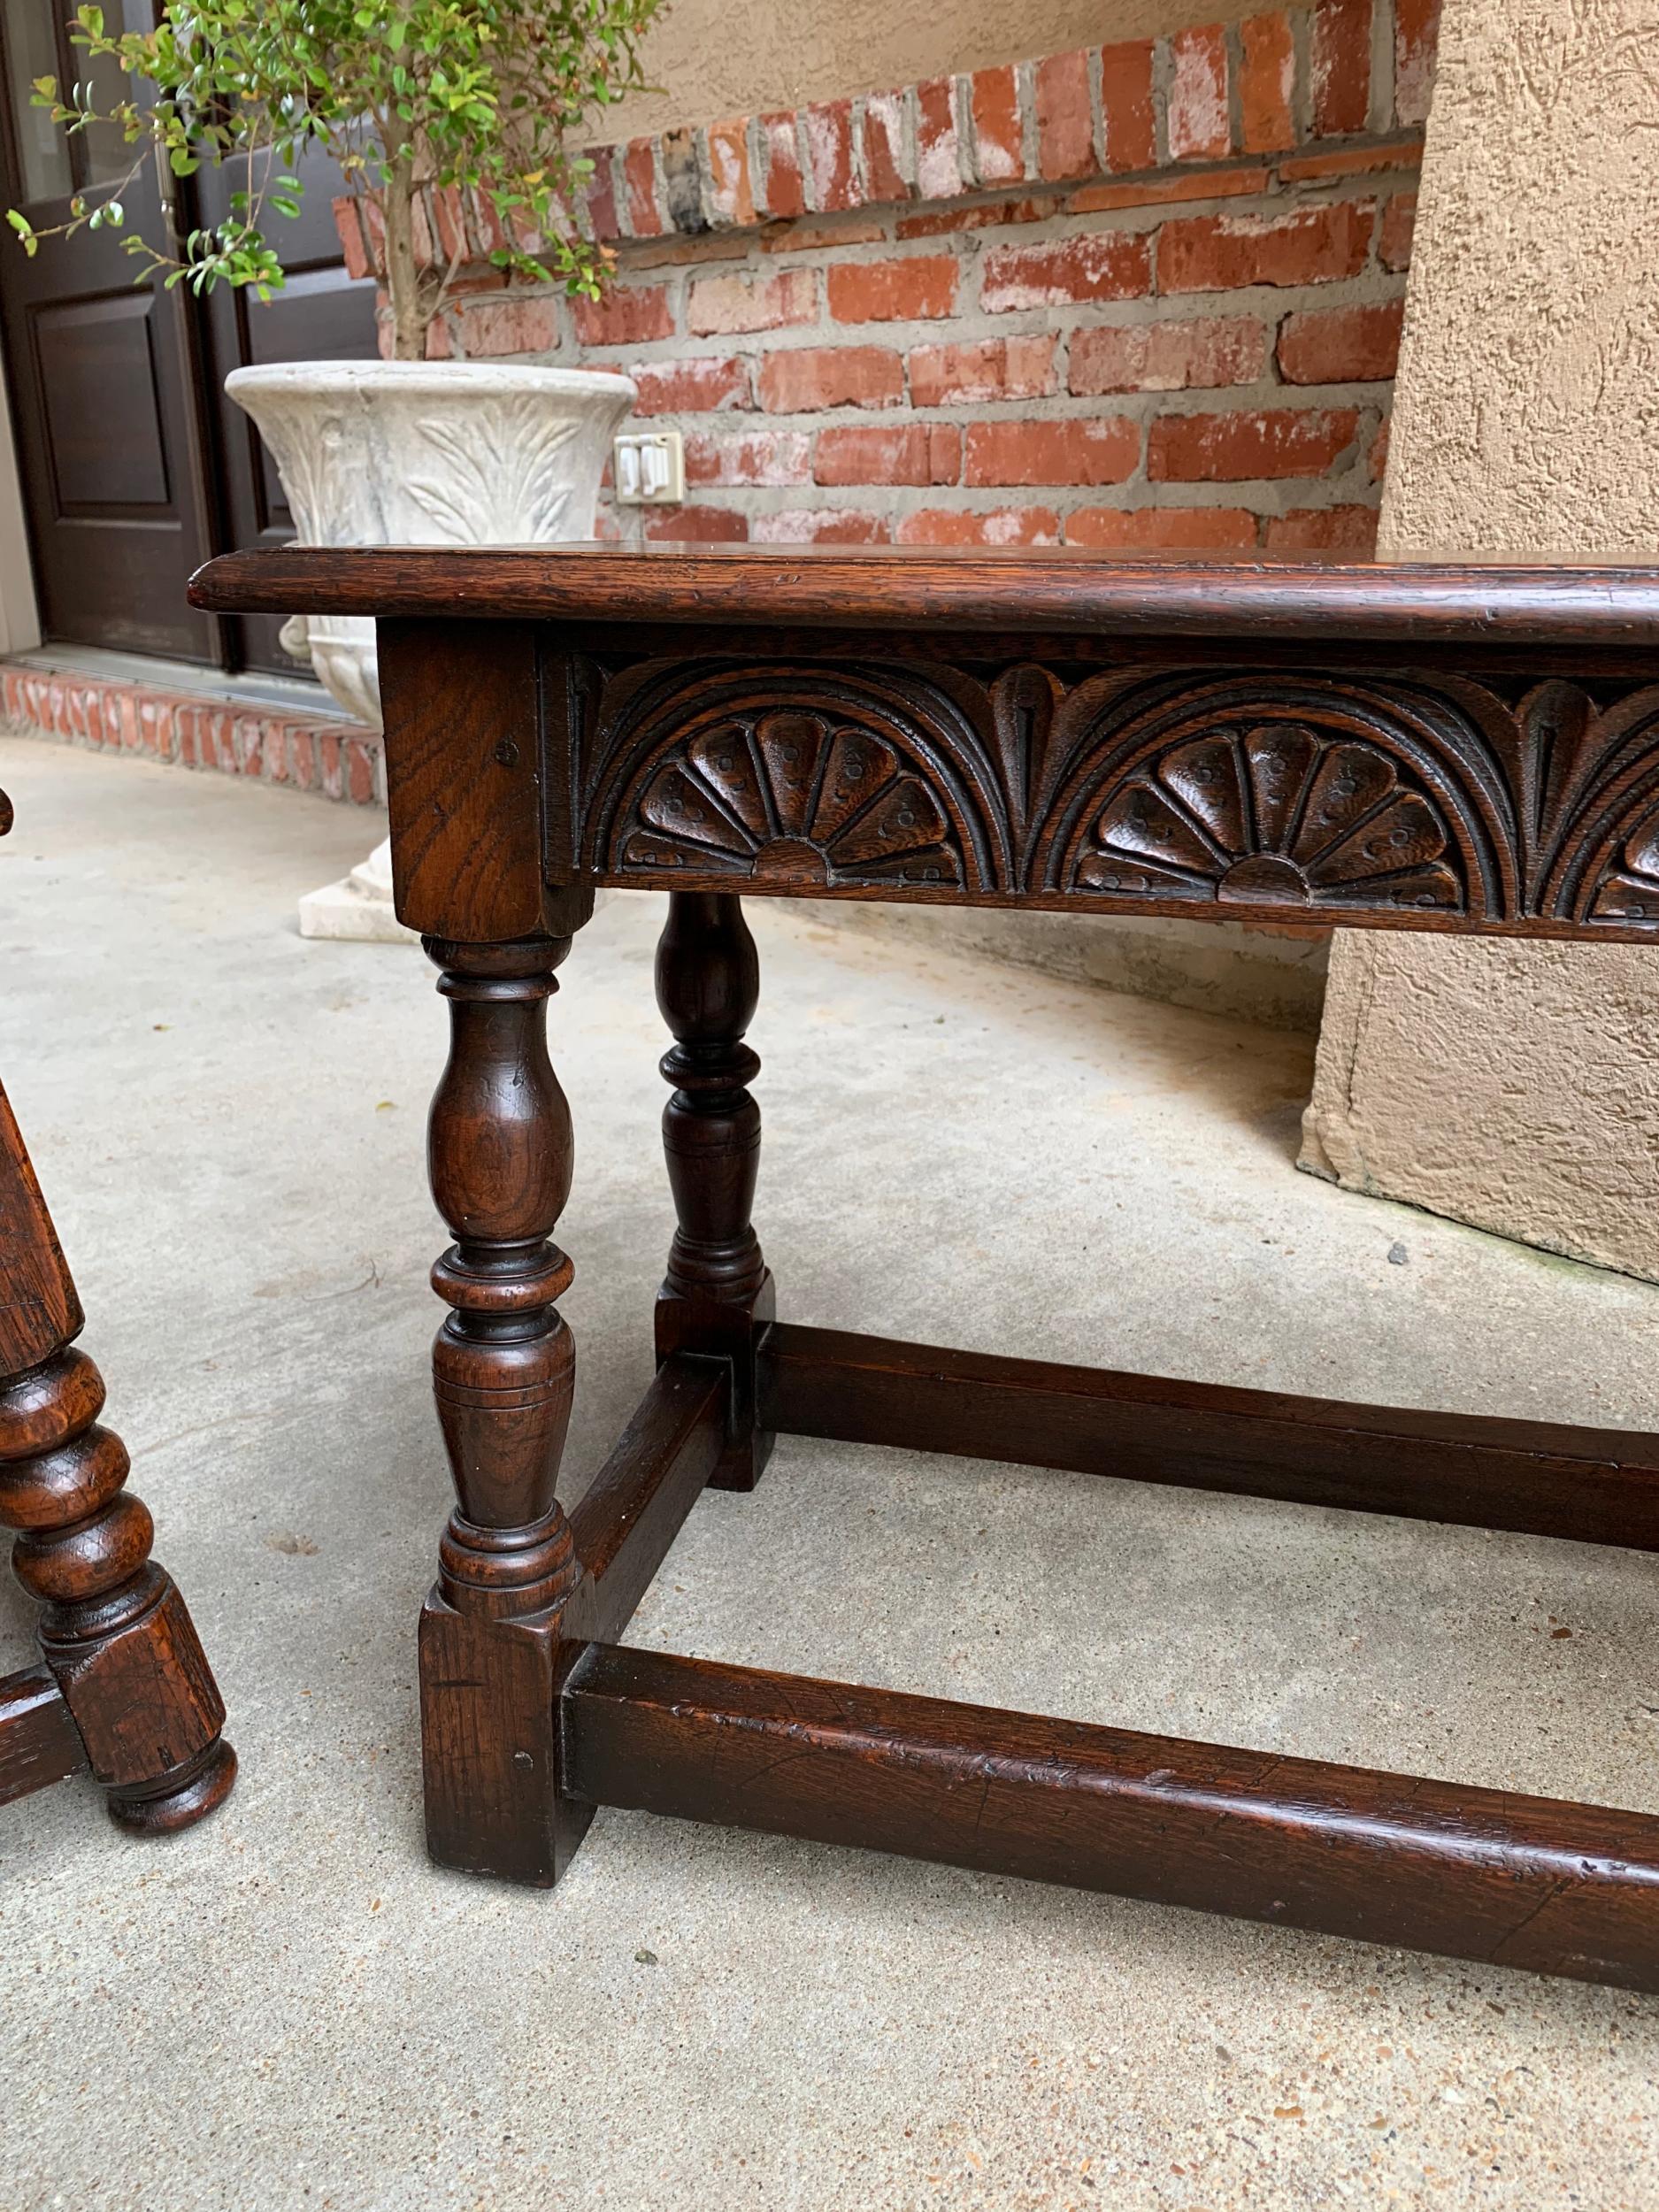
(613, 429, 685, 505)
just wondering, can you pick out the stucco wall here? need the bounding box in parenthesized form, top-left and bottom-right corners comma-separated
(600, 0, 1262, 143)
(1301, 0, 1659, 1279)
(1382, 1, 1659, 556)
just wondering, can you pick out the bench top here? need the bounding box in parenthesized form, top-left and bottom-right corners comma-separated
(189, 544, 1659, 647)
(190, 542, 1659, 946)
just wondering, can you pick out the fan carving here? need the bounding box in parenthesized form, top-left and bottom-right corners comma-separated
(1589, 808, 1659, 923)
(1071, 722, 1464, 912)
(618, 711, 964, 887)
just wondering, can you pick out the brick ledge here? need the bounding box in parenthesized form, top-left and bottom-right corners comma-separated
(0, 660, 384, 805)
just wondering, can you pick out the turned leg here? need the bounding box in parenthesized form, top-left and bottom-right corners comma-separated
(418, 934, 590, 1885)
(655, 892, 774, 1492)
(0, 1083, 234, 1832)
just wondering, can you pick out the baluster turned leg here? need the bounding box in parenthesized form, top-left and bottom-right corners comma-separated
(0, 1084, 234, 1832)
(418, 935, 590, 1885)
(655, 893, 774, 1491)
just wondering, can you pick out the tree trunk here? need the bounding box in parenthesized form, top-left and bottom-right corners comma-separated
(380, 148, 427, 363)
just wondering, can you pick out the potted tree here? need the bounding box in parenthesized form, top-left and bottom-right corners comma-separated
(10, 0, 657, 934)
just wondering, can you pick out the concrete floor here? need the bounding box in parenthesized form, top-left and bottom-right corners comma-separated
(2, 732, 1657, 2210)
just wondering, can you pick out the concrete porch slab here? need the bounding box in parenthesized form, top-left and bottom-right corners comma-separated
(1, 734, 1655, 2210)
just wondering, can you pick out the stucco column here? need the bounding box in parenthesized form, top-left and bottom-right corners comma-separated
(1299, 0, 1659, 1281)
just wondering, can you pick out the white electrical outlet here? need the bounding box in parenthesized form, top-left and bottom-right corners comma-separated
(612, 429, 685, 504)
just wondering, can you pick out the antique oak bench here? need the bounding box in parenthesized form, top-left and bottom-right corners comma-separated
(1, 785, 235, 1833)
(192, 545, 1659, 1991)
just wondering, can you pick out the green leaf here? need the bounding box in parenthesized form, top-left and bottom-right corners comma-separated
(0, 0, 665, 323)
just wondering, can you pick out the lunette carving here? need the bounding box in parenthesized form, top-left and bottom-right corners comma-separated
(578, 661, 1006, 892)
(563, 649, 1659, 934)
(1030, 672, 1519, 919)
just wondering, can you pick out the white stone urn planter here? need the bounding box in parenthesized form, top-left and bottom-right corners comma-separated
(226, 361, 635, 940)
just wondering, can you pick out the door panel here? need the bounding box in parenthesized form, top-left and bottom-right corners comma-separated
(0, 0, 218, 657)
(35, 291, 172, 507)
(0, 1, 376, 668)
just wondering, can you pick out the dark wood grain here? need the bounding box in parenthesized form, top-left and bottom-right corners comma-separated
(653, 894, 775, 1490)
(337, 549, 1659, 1989)
(380, 618, 591, 943)
(197, 547, 1659, 942)
(419, 931, 591, 1886)
(0, 1100, 234, 1828)
(761, 1324, 1659, 1549)
(569, 648, 1659, 941)
(0, 1079, 81, 1376)
(568, 1354, 726, 1644)
(0, 1666, 83, 1807)
(562, 1643, 1659, 1992)
(1, 790, 236, 1835)
(191, 545, 1659, 648)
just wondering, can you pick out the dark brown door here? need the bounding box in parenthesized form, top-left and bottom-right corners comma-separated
(0, 0, 376, 668)
(198, 154, 379, 675)
(0, 0, 218, 657)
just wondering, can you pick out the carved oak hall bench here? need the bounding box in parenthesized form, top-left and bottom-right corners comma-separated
(191, 545, 1659, 1993)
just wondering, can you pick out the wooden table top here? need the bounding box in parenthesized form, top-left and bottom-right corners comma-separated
(190, 542, 1659, 944)
(189, 544, 1659, 647)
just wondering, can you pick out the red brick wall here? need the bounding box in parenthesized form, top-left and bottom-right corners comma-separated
(344, 1, 1438, 555)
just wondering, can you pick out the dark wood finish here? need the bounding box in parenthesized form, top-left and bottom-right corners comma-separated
(419, 930, 590, 1884)
(381, 619, 592, 944)
(191, 545, 1659, 646)
(0, 1071, 79, 1375)
(193, 547, 1659, 943)
(563, 1645, 1659, 1993)
(762, 1324, 1659, 1549)
(419, 980, 729, 1886)
(0, 1073, 234, 1831)
(424, 1351, 724, 1877)
(577, 655, 1628, 933)
(567, 1355, 726, 1645)
(0, 782, 234, 1832)
(0, 1666, 82, 1806)
(194, 544, 1659, 1990)
(654, 894, 774, 1490)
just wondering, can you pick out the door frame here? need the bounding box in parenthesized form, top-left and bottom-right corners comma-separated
(0, 1, 375, 673)
(0, 357, 42, 653)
